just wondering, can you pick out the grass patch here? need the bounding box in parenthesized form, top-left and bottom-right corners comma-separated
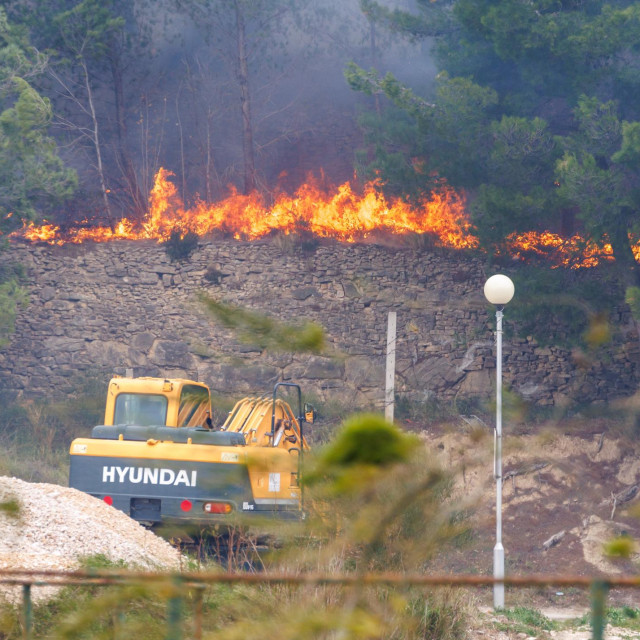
(496, 607, 557, 636)
(0, 372, 104, 485)
(605, 606, 640, 630)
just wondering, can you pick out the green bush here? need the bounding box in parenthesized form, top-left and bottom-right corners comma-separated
(0, 266, 28, 347)
(606, 606, 640, 630)
(163, 229, 199, 262)
(301, 413, 467, 574)
(317, 413, 416, 468)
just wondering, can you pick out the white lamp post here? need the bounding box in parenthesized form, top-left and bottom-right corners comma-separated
(484, 274, 515, 610)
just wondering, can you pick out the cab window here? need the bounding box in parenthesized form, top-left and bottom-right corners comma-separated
(114, 394, 167, 426)
(178, 385, 211, 428)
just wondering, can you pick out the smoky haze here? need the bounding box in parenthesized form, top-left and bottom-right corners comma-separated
(15, 0, 435, 226)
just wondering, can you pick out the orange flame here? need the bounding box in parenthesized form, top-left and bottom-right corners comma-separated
(10, 168, 640, 269)
(13, 168, 476, 248)
(506, 230, 640, 269)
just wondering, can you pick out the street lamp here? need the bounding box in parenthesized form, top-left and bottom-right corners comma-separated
(484, 274, 515, 610)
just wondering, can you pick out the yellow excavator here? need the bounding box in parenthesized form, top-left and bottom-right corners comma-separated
(69, 376, 314, 526)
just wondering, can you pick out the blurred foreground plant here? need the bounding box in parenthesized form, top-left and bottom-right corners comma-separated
(198, 293, 325, 353)
(301, 413, 471, 573)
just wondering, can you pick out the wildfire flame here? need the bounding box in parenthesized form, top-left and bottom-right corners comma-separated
(507, 231, 619, 269)
(14, 168, 476, 249)
(9, 168, 640, 269)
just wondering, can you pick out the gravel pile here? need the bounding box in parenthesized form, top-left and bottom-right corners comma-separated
(0, 476, 182, 603)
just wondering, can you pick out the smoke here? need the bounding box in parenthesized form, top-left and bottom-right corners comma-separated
(125, 0, 437, 202)
(20, 0, 436, 222)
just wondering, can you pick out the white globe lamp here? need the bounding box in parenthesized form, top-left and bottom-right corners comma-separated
(484, 274, 515, 307)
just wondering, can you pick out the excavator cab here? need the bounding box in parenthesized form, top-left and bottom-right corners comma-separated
(105, 377, 212, 429)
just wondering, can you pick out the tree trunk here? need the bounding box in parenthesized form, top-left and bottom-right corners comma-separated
(235, 0, 256, 194)
(176, 84, 186, 204)
(560, 207, 576, 237)
(82, 58, 113, 228)
(205, 109, 215, 202)
(369, 18, 381, 118)
(609, 209, 640, 287)
(110, 53, 146, 220)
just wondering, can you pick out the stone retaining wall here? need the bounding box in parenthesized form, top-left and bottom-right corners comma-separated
(1, 238, 639, 409)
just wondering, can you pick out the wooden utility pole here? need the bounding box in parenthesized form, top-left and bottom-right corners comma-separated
(385, 311, 397, 423)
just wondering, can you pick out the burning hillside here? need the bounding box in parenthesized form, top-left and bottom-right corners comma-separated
(8, 168, 640, 270)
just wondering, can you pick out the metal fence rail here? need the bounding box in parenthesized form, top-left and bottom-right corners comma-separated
(1, 569, 638, 640)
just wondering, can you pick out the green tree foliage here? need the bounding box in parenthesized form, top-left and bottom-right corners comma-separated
(0, 77, 77, 224)
(360, 0, 455, 40)
(507, 264, 620, 348)
(0, 8, 75, 349)
(10, 0, 150, 222)
(353, 107, 428, 200)
(557, 95, 640, 284)
(302, 413, 468, 576)
(306, 412, 419, 494)
(315, 413, 415, 470)
(0, 9, 76, 232)
(347, 0, 640, 283)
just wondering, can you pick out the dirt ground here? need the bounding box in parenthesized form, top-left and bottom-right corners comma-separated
(405, 416, 640, 636)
